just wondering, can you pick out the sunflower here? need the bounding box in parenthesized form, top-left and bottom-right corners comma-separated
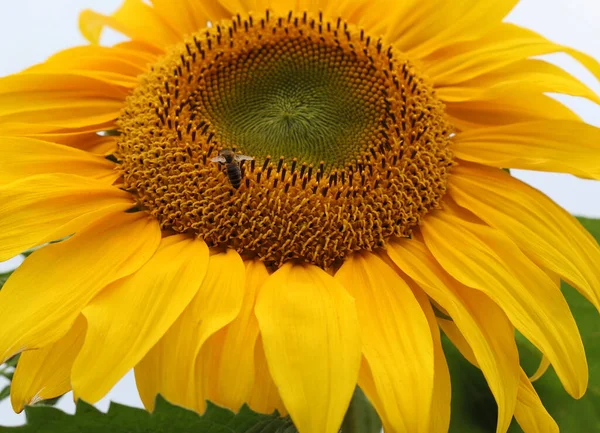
(1, 0, 599, 432)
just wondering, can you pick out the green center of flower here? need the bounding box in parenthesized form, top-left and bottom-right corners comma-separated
(116, 11, 454, 269)
(199, 36, 386, 169)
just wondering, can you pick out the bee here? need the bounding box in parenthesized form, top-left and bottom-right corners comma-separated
(210, 149, 254, 189)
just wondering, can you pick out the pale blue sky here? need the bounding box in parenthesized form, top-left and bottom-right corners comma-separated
(0, 0, 599, 426)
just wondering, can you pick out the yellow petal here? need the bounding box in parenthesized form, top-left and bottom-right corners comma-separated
(150, 0, 228, 36)
(530, 356, 551, 383)
(387, 239, 519, 433)
(424, 23, 600, 88)
(335, 252, 434, 433)
(514, 370, 559, 433)
(449, 162, 600, 312)
(357, 359, 393, 432)
(437, 58, 600, 104)
(382, 0, 518, 59)
(79, 0, 180, 50)
(0, 73, 126, 129)
(255, 262, 361, 433)
(0, 211, 161, 363)
(0, 174, 134, 261)
(421, 210, 588, 397)
(453, 121, 600, 179)
(135, 249, 245, 412)
(10, 315, 87, 413)
(199, 260, 268, 411)
(0, 124, 117, 152)
(410, 285, 451, 433)
(440, 323, 557, 432)
(28, 44, 156, 84)
(71, 235, 209, 403)
(0, 136, 118, 185)
(446, 93, 579, 131)
(248, 336, 287, 416)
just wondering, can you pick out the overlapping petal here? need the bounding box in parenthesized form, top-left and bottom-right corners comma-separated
(135, 250, 245, 412)
(446, 93, 579, 131)
(0, 174, 133, 261)
(387, 239, 519, 433)
(437, 59, 600, 104)
(79, 0, 180, 49)
(514, 370, 559, 433)
(421, 210, 588, 398)
(335, 252, 434, 433)
(0, 73, 126, 130)
(255, 262, 361, 433)
(0, 137, 118, 185)
(450, 163, 600, 311)
(197, 260, 269, 411)
(453, 121, 600, 179)
(72, 235, 209, 403)
(378, 0, 519, 59)
(423, 23, 600, 89)
(10, 316, 87, 413)
(0, 211, 161, 363)
(248, 337, 287, 416)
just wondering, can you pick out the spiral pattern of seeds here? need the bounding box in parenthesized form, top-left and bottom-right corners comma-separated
(116, 10, 454, 270)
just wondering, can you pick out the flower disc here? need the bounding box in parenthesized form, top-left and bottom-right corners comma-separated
(117, 11, 454, 268)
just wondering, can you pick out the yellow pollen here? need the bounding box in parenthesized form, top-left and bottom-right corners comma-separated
(116, 10, 454, 269)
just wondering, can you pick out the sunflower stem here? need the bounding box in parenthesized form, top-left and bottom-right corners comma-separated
(341, 387, 382, 433)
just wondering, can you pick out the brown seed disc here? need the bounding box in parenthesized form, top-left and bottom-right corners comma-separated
(116, 10, 454, 270)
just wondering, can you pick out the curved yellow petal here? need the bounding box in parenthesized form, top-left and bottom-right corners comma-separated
(357, 359, 393, 432)
(79, 0, 180, 50)
(424, 23, 600, 88)
(0, 73, 126, 129)
(530, 356, 551, 383)
(382, 0, 518, 59)
(449, 163, 600, 312)
(0, 137, 117, 185)
(255, 262, 361, 433)
(199, 260, 268, 411)
(150, 0, 229, 35)
(10, 315, 86, 413)
(387, 239, 519, 433)
(135, 249, 245, 412)
(26, 48, 144, 89)
(421, 211, 588, 398)
(437, 59, 600, 104)
(446, 93, 579, 131)
(410, 285, 451, 433)
(72, 235, 209, 403)
(0, 174, 134, 261)
(28, 44, 155, 78)
(248, 336, 287, 416)
(0, 211, 161, 363)
(438, 317, 557, 433)
(514, 370, 559, 433)
(453, 121, 600, 179)
(335, 252, 434, 433)
(0, 124, 117, 153)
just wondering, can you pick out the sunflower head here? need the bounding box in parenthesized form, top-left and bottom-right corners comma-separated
(0, 1, 600, 433)
(116, 10, 453, 269)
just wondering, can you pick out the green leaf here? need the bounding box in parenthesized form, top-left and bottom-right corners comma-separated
(0, 385, 10, 402)
(0, 271, 11, 291)
(0, 396, 297, 433)
(446, 216, 600, 432)
(341, 387, 382, 433)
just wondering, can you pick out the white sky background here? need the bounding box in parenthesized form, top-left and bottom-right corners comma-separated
(0, 0, 600, 426)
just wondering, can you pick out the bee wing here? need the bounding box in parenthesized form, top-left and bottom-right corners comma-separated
(235, 155, 255, 161)
(210, 155, 227, 163)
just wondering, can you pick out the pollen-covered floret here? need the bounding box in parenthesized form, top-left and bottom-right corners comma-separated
(116, 10, 454, 269)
